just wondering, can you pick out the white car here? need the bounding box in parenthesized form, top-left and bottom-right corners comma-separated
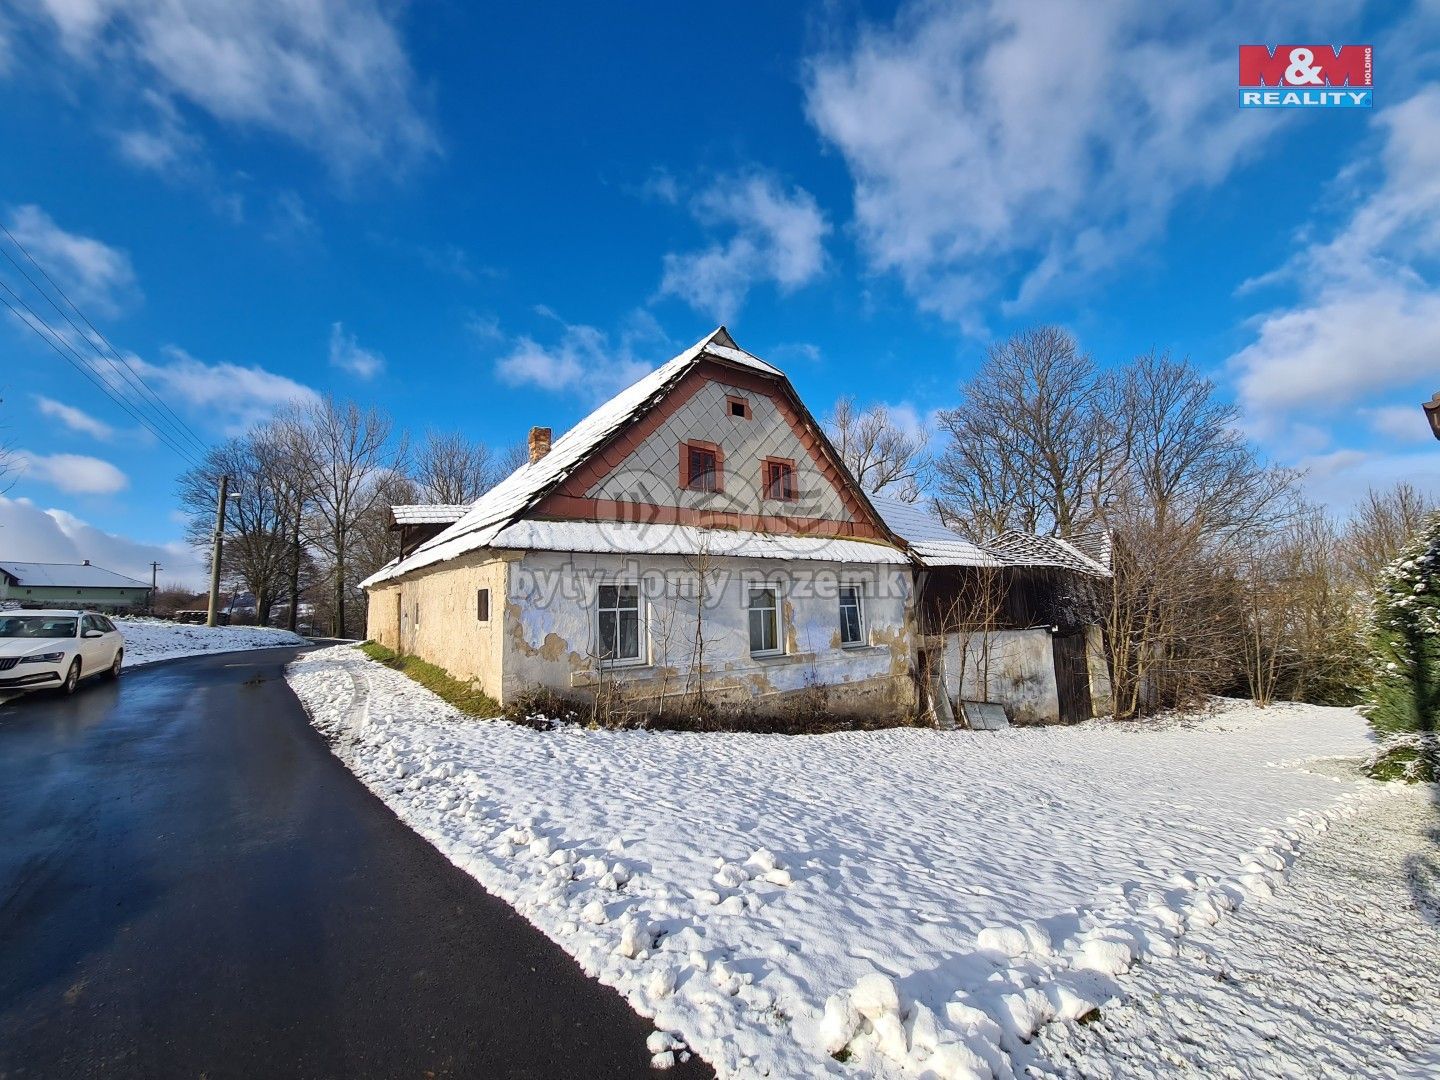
(0, 610, 125, 695)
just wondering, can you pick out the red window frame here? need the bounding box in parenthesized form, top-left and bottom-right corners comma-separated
(762, 457, 797, 502)
(680, 439, 725, 493)
(725, 394, 751, 420)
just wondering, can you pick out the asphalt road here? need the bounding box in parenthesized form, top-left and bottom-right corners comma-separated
(0, 647, 711, 1079)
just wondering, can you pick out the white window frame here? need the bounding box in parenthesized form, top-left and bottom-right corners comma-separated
(747, 583, 783, 657)
(838, 582, 866, 648)
(595, 581, 645, 667)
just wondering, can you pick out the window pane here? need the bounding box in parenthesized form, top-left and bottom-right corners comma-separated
(477, 589, 490, 622)
(598, 584, 619, 609)
(748, 587, 778, 652)
(840, 605, 862, 645)
(616, 584, 639, 609)
(749, 608, 767, 652)
(617, 610, 640, 659)
(598, 610, 617, 658)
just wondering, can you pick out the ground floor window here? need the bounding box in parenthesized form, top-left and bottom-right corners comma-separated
(476, 588, 491, 622)
(839, 583, 865, 646)
(597, 583, 642, 664)
(748, 585, 781, 655)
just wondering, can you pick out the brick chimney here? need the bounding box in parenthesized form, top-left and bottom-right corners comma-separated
(528, 426, 552, 463)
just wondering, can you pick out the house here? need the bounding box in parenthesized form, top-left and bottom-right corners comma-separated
(0, 561, 152, 612)
(362, 328, 1112, 724)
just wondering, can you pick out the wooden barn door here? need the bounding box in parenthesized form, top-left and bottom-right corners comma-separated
(1052, 631, 1092, 724)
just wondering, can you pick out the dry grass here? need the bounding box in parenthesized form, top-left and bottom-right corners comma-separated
(359, 642, 501, 719)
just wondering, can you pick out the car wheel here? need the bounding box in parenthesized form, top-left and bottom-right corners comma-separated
(108, 650, 124, 679)
(62, 659, 81, 696)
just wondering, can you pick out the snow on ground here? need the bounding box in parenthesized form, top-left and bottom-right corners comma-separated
(287, 644, 1401, 1079)
(1036, 784, 1440, 1078)
(116, 617, 306, 667)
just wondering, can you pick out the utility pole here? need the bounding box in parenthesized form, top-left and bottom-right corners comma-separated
(149, 561, 162, 616)
(206, 476, 231, 628)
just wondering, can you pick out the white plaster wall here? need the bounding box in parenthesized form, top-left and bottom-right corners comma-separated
(502, 549, 913, 713)
(944, 627, 1062, 724)
(586, 378, 853, 523)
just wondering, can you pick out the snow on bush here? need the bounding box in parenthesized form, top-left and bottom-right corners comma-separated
(1366, 511, 1440, 732)
(287, 644, 1381, 1078)
(1363, 512, 1440, 780)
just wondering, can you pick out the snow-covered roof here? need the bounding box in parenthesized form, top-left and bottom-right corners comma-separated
(487, 519, 911, 564)
(984, 532, 1111, 576)
(867, 496, 1111, 576)
(0, 561, 150, 588)
(868, 495, 1005, 568)
(390, 504, 471, 526)
(362, 327, 883, 587)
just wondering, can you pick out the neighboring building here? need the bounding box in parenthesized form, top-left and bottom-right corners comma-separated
(0, 561, 152, 612)
(362, 328, 1112, 725)
(872, 497, 1112, 725)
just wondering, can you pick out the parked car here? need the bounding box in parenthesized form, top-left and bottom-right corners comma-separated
(0, 610, 125, 695)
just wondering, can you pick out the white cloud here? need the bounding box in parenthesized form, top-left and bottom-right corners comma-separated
(803, 1, 1323, 327)
(5, 204, 140, 316)
(328, 322, 384, 380)
(23, 0, 437, 177)
(33, 395, 115, 440)
(0, 495, 208, 589)
(135, 345, 319, 434)
(660, 172, 829, 322)
(494, 310, 668, 401)
(13, 450, 128, 494)
(1365, 402, 1438, 445)
(1229, 88, 1440, 421)
(1292, 448, 1439, 514)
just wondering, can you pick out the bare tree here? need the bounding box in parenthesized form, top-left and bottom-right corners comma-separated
(1100, 354, 1299, 716)
(286, 396, 404, 638)
(824, 397, 929, 502)
(413, 429, 494, 504)
(176, 437, 292, 626)
(936, 327, 1123, 538)
(1344, 483, 1434, 586)
(350, 469, 420, 584)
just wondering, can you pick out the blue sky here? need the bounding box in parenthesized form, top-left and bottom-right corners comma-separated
(0, 1, 1437, 587)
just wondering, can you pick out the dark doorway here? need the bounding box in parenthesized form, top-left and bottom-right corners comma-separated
(1052, 631, 1093, 724)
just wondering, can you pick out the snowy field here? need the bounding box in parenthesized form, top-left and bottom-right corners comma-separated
(287, 644, 1409, 1079)
(1036, 784, 1440, 1078)
(116, 617, 307, 667)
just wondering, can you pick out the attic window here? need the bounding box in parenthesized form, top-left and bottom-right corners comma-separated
(763, 458, 797, 502)
(726, 395, 751, 420)
(681, 440, 724, 493)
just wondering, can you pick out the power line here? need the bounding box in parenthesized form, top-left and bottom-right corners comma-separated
(0, 282, 206, 469)
(0, 224, 212, 460)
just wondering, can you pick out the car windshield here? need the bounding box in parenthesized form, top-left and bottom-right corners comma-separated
(0, 616, 79, 639)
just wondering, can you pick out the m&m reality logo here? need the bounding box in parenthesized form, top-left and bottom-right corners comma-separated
(1239, 45, 1372, 108)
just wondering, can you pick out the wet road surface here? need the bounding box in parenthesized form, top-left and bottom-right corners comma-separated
(0, 647, 710, 1079)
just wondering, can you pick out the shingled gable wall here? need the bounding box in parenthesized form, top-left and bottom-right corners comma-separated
(531, 357, 890, 541)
